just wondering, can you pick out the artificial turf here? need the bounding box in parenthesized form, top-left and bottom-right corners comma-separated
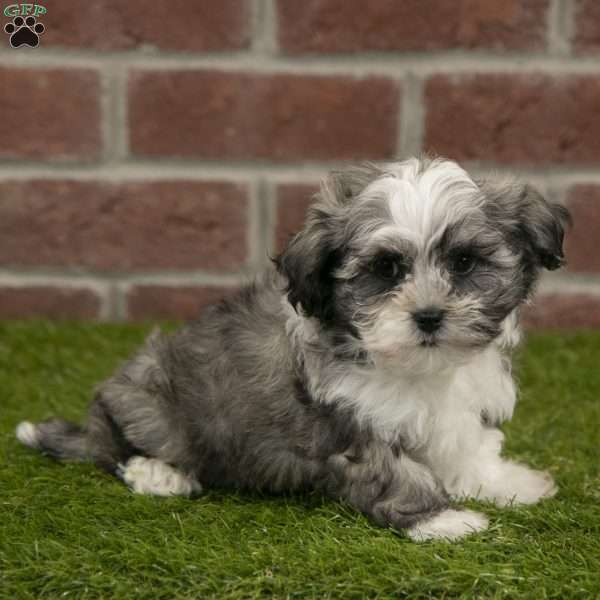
(1, 321, 598, 599)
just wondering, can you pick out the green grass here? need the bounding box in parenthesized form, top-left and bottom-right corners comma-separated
(1, 322, 599, 599)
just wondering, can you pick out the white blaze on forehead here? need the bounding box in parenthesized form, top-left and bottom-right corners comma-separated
(362, 159, 481, 248)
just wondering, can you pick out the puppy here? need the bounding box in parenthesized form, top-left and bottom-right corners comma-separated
(16, 157, 570, 541)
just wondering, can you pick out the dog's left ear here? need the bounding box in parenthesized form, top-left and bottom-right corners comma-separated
(520, 185, 571, 270)
(479, 179, 572, 271)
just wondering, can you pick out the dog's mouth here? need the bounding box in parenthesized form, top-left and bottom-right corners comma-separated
(419, 335, 439, 348)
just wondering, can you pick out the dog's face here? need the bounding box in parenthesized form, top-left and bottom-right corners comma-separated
(277, 158, 570, 372)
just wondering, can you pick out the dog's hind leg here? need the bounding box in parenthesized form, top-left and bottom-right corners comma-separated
(15, 385, 153, 475)
(116, 456, 202, 497)
(16, 418, 88, 461)
(85, 334, 204, 496)
(84, 336, 190, 477)
(16, 330, 198, 495)
(16, 413, 201, 497)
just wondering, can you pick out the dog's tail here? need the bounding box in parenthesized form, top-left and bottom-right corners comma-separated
(16, 419, 88, 462)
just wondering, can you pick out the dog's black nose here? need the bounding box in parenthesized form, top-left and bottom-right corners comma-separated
(413, 308, 445, 333)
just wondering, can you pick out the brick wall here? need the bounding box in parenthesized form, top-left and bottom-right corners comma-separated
(0, 0, 599, 327)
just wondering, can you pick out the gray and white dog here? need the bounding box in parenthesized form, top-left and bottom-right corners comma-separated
(17, 157, 570, 541)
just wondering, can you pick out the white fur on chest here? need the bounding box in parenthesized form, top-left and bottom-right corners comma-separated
(315, 344, 516, 451)
(285, 298, 517, 453)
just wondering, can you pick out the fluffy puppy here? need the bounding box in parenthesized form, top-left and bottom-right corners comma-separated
(17, 157, 570, 541)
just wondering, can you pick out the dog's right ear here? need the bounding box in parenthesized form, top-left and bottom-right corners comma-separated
(275, 165, 381, 323)
(274, 194, 342, 324)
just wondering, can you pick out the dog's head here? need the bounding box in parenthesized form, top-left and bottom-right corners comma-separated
(276, 158, 570, 372)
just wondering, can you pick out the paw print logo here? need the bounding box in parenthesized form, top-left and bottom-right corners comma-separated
(4, 15, 45, 48)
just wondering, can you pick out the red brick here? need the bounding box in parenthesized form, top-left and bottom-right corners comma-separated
(563, 186, 600, 273)
(574, 0, 600, 53)
(0, 181, 248, 272)
(278, 0, 548, 53)
(127, 285, 237, 320)
(275, 184, 318, 253)
(522, 294, 600, 329)
(0, 68, 101, 161)
(0, 287, 100, 319)
(425, 74, 600, 165)
(40, 0, 250, 51)
(129, 71, 399, 161)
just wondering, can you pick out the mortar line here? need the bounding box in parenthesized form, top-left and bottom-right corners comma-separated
(398, 72, 424, 158)
(247, 178, 267, 270)
(2, 162, 600, 187)
(251, 0, 278, 56)
(0, 273, 111, 288)
(98, 67, 114, 164)
(263, 179, 278, 259)
(3, 271, 600, 298)
(4, 50, 600, 75)
(547, 0, 573, 56)
(0, 270, 248, 285)
(259, 176, 276, 265)
(538, 275, 600, 296)
(104, 282, 122, 321)
(0, 274, 114, 319)
(95, 284, 114, 322)
(113, 280, 129, 321)
(110, 61, 129, 162)
(0, 162, 335, 181)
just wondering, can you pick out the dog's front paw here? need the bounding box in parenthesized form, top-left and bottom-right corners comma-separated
(479, 463, 557, 506)
(497, 465, 557, 506)
(407, 509, 489, 542)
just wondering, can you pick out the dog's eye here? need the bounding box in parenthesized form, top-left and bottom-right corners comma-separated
(371, 255, 405, 282)
(451, 252, 478, 275)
